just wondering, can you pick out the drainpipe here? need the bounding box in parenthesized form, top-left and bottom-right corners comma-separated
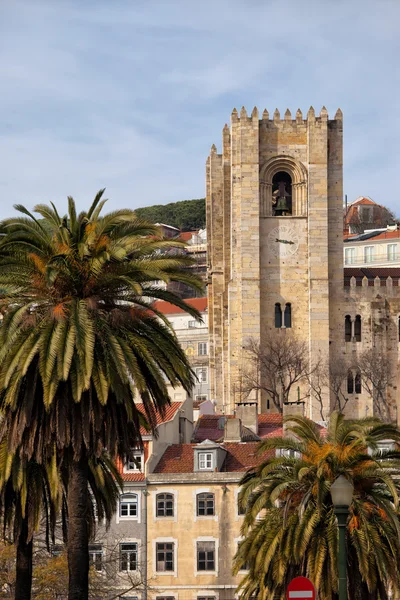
(143, 485, 148, 600)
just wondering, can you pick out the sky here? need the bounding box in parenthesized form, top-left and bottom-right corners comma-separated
(1, 0, 399, 218)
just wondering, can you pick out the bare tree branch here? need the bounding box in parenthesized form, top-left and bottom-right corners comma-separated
(239, 333, 312, 413)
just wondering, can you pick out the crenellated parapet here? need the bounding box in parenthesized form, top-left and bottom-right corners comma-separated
(345, 275, 400, 300)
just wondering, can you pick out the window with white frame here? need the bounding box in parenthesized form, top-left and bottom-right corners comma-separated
(156, 542, 175, 572)
(89, 544, 103, 572)
(124, 451, 143, 473)
(364, 246, 375, 264)
(188, 320, 197, 328)
(120, 543, 138, 572)
(156, 493, 174, 517)
(195, 367, 208, 383)
(119, 494, 138, 518)
(388, 244, 398, 262)
(345, 247, 355, 265)
(198, 452, 213, 470)
(198, 597, 216, 600)
(197, 541, 216, 571)
(156, 597, 175, 600)
(196, 492, 215, 516)
(198, 342, 208, 356)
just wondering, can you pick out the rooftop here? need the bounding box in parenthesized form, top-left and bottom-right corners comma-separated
(152, 297, 208, 314)
(192, 413, 283, 443)
(153, 442, 270, 474)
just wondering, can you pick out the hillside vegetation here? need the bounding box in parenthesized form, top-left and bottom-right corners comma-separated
(135, 198, 206, 231)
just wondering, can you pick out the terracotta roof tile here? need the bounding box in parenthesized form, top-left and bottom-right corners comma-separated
(152, 297, 208, 315)
(135, 402, 182, 435)
(154, 442, 272, 474)
(192, 413, 283, 442)
(179, 231, 196, 241)
(350, 197, 377, 206)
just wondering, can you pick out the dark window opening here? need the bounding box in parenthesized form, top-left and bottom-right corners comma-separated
(354, 315, 361, 342)
(347, 372, 354, 394)
(197, 493, 215, 516)
(120, 543, 138, 572)
(197, 541, 215, 571)
(156, 542, 174, 572)
(275, 303, 282, 328)
(355, 372, 362, 394)
(156, 493, 174, 517)
(272, 171, 292, 216)
(345, 315, 352, 342)
(284, 303, 291, 328)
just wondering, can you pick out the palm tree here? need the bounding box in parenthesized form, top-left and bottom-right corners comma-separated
(234, 412, 400, 600)
(0, 191, 202, 599)
(0, 441, 123, 600)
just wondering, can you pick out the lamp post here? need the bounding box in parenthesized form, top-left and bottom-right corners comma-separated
(331, 475, 354, 600)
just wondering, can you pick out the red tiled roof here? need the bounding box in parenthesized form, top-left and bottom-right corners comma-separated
(179, 231, 196, 241)
(350, 197, 377, 207)
(192, 413, 283, 442)
(152, 297, 208, 315)
(344, 229, 400, 242)
(135, 402, 182, 435)
(154, 442, 272, 474)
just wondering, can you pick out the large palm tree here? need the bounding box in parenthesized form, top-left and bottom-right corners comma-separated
(0, 441, 123, 600)
(234, 412, 400, 600)
(0, 191, 202, 599)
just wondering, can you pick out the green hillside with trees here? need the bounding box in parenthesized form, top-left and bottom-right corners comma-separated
(135, 198, 206, 230)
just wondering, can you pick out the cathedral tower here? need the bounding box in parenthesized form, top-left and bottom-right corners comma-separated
(206, 106, 344, 418)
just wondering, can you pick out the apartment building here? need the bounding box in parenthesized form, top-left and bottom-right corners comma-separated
(153, 298, 210, 407)
(344, 226, 400, 267)
(146, 403, 282, 600)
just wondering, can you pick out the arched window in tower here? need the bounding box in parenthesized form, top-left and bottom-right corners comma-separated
(355, 371, 362, 394)
(347, 371, 354, 394)
(272, 172, 292, 216)
(275, 303, 282, 328)
(354, 315, 362, 342)
(345, 315, 352, 342)
(284, 303, 292, 328)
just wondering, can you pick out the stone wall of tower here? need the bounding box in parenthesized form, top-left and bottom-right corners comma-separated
(206, 105, 399, 421)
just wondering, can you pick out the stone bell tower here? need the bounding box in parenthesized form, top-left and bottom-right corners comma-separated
(206, 106, 343, 417)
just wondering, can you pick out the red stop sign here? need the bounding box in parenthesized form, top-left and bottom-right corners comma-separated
(287, 576, 316, 600)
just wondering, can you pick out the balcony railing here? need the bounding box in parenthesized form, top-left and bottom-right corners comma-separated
(344, 252, 399, 266)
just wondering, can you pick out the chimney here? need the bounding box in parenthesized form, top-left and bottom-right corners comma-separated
(224, 418, 241, 442)
(283, 401, 305, 437)
(235, 402, 258, 434)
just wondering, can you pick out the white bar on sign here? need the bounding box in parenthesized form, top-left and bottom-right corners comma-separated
(289, 593, 313, 599)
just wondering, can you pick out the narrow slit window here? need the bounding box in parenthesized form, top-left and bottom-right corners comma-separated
(275, 303, 282, 328)
(354, 315, 361, 342)
(345, 315, 352, 342)
(347, 372, 354, 394)
(284, 303, 291, 328)
(355, 372, 362, 394)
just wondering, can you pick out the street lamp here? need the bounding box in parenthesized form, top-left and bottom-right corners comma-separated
(331, 475, 354, 600)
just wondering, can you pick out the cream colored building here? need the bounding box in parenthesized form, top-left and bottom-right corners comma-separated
(344, 226, 400, 267)
(146, 403, 281, 600)
(206, 106, 400, 421)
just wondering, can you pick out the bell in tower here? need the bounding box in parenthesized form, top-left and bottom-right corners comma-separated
(272, 171, 292, 216)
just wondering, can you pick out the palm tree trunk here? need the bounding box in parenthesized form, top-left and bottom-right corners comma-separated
(67, 455, 89, 600)
(15, 517, 33, 600)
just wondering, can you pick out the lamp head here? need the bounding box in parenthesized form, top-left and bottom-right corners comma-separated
(331, 475, 354, 508)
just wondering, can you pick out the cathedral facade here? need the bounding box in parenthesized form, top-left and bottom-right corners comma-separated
(206, 106, 400, 422)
